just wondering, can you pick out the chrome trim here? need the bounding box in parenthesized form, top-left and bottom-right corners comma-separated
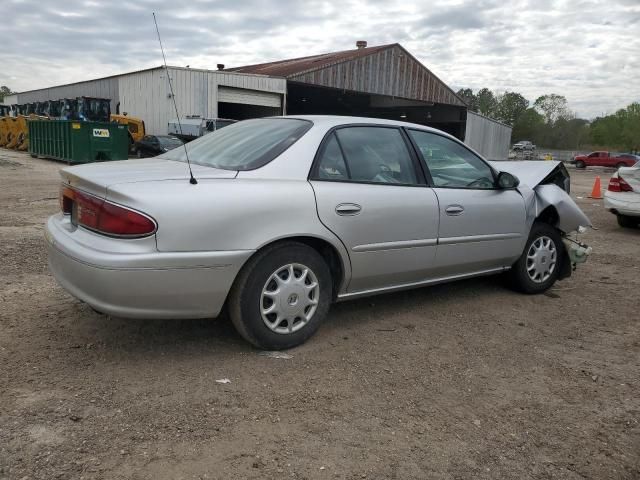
(438, 232, 521, 246)
(337, 267, 508, 300)
(352, 238, 438, 252)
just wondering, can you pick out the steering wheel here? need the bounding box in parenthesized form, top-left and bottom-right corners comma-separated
(467, 177, 494, 188)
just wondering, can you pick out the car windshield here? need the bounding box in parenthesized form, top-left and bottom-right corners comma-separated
(157, 136, 183, 147)
(159, 118, 312, 170)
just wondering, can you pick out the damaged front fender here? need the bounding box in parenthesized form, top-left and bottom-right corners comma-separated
(532, 184, 592, 234)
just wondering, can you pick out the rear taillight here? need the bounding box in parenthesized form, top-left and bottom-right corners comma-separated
(59, 185, 156, 237)
(607, 176, 634, 192)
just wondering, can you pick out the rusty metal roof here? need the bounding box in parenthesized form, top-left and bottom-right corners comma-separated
(227, 44, 395, 77)
(228, 43, 466, 107)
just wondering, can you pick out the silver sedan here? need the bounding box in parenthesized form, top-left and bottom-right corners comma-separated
(46, 116, 591, 349)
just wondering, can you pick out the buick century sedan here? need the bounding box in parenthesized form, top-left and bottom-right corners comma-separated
(46, 116, 591, 349)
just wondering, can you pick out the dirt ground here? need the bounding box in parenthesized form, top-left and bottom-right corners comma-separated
(0, 149, 638, 480)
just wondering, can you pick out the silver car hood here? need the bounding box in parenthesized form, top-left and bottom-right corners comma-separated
(61, 159, 237, 197)
(489, 160, 561, 188)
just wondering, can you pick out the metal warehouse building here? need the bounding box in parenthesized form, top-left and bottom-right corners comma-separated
(3, 67, 287, 135)
(3, 42, 511, 159)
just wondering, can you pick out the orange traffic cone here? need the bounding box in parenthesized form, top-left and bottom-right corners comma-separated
(589, 176, 603, 199)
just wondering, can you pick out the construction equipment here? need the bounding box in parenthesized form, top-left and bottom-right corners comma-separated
(110, 113, 145, 152)
(43, 100, 62, 119)
(58, 97, 111, 122)
(0, 106, 12, 146)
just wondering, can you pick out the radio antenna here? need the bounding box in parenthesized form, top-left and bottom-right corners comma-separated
(153, 12, 197, 185)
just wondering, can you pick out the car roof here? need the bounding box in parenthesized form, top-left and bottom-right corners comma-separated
(276, 115, 460, 141)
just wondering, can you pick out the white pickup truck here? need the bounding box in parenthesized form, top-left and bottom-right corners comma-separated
(513, 140, 536, 151)
(168, 116, 236, 142)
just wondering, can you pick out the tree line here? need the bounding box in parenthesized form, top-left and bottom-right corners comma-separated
(457, 88, 639, 153)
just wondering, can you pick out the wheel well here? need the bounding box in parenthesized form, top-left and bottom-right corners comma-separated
(535, 206, 573, 279)
(256, 237, 345, 298)
(536, 206, 559, 228)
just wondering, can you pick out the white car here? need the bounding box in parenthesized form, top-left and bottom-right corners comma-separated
(604, 161, 640, 228)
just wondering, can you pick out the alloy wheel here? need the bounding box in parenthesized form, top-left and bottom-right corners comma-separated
(526, 236, 557, 283)
(260, 263, 320, 334)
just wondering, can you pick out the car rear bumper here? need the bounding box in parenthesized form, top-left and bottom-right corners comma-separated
(604, 192, 640, 217)
(45, 215, 253, 319)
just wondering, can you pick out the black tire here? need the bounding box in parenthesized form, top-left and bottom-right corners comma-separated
(575, 160, 585, 169)
(508, 222, 564, 294)
(228, 242, 333, 350)
(616, 162, 626, 169)
(136, 149, 143, 159)
(617, 214, 638, 228)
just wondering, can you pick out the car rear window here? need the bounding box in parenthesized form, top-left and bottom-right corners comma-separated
(159, 118, 312, 170)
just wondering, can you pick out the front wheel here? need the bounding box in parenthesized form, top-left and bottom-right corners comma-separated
(575, 160, 585, 168)
(229, 242, 333, 350)
(508, 222, 564, 294)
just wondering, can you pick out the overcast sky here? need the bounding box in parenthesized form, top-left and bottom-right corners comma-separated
(1, 0, 638, 118)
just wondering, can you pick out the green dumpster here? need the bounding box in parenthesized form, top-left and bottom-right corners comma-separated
(28, 120, 129, 163)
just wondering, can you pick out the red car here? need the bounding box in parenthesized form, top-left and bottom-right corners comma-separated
(572, 151, 639, 169)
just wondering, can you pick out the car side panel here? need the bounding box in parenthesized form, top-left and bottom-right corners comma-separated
(431, 188, 528, 275)
(105, 178, 352, 290)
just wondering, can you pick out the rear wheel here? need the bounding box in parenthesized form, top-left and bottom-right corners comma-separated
(617, 214, 639, 228)
(616, 162, 626, 169)
(136, 149, 143, 159)
(508, 222, 563, 294)
(575, 160, 585, 169)
(229, 242, 332, 350)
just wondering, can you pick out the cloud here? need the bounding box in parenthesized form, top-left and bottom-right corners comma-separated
(0, 0, 638, 118)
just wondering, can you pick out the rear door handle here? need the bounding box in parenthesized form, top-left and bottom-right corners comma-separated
(335, 203, 362, 216)
(445, 205, 464, 216)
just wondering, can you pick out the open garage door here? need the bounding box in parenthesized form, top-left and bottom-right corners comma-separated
(218, 87, 282, 120)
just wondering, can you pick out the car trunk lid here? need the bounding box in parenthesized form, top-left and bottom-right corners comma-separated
(59, 159, 237, 198)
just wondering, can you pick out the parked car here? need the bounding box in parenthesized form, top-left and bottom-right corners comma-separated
(135, 135, 183, 158)
(571, 151, 637, 169)
(513, 140, 536, 151)
(46, 116, 591, 350)
(604, 161, 640, 228)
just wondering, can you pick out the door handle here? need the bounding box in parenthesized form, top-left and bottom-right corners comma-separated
(445, 205, 464, 216)
(335, 203, 362, 216)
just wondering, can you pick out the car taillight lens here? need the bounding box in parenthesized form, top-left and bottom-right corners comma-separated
(607, 176, 633, 192)
(59, 185, 156, 237)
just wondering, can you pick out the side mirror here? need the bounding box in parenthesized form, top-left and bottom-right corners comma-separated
(497, 171, 520, 189)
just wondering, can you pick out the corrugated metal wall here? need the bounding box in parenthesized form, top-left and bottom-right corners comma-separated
(290, 44, 465, 107)
(7, 67, 285, 135)
(12, 78, 120, 114)
(218, 87, 281, 107)
(118, 67, 285, 134)
(464, 111, 512, 160)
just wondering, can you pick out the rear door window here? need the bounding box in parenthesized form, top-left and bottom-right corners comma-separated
(313, 127, 421, 186)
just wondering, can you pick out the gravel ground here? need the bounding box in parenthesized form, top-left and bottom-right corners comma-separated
(0, 150, 638, 480)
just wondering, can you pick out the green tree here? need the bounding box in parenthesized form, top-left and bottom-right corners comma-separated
(512, 108, 545, 144)
(495, 91, 529, 127)
(533, 94, 570, 124)
(476, 88, 497, 117)
(456, 88, 478, 111)
(0, 86, 13, 103)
